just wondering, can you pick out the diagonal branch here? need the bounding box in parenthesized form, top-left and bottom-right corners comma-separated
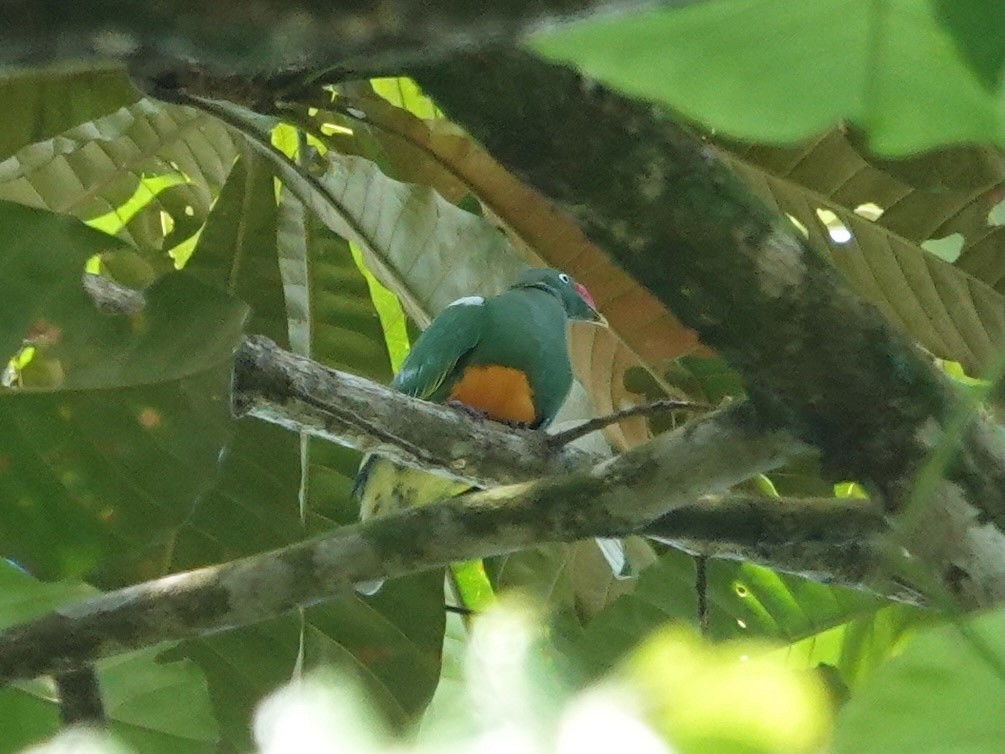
(233, 334, 601, 486)
(1, 403, 893, 684)
(235, 333, 1004, 607)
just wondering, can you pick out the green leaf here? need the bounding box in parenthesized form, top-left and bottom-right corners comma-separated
(0, 65, 140, 161)
(194, 96, 526, 327)
(171, 154, 443, 751)
(0, 97, 238, 262)
(0, 270, 246, 583)
(0, 201, 118, 365)
(627, 626, 832, 754)
(833, 609, 1005, 754)
(719, 130, 1005, 295)
(187, 152, 289, 347)
(718, 131, 1004, 374)
(0, 562, 216, 754)
(558, 548, 882, 679)
(532, 0, 1005, 155)
(933, 0, 1004, 91)
(781, 604, 932, 689)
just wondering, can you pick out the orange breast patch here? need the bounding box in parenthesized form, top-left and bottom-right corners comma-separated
(447, 365, 537, 425)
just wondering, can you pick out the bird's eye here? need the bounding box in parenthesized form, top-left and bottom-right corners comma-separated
(558, 273, 571, 284)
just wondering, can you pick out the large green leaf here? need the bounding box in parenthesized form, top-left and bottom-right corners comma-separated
(0, 264, 246, 583)
(932, 0, 1004, 90)
(0, 97, 238, 261)
(832, 609, 1005, 754)
(0, 562, 216, 753)
(0, 65, 140, 161)
(782, 603, 933, 690)
(555, 547, 883, 680)
(532, 0, 1004, 155)
(720, 130, 1004, 293)
(0, 201, 118, 365)
(192, 97, 525, 328)
(719, 133, 1004, 375)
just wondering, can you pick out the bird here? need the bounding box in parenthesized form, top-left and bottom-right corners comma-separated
(353, 267, 627, 591)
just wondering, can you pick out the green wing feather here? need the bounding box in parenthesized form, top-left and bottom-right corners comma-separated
(390, 300, 486, 400)
(352, 300, 485, 507)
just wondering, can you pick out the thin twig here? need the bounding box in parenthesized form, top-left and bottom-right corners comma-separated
(695, 555, 708, 636)
(549, 399, 711, 447)
(54, 665, 105, 725)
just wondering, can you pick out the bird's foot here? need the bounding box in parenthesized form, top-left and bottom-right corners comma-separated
(446, 400, 489, 421)
(445, 401, 531, 430)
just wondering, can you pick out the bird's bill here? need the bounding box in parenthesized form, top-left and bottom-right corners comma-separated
(573, 281, 607, 324)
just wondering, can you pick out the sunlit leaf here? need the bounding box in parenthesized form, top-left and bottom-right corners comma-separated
(532, 0, 1004, 154)
(626, 626, 831, 754)
(559, 547, 883, 679)
(720, 131, 1004, 374)
(833, 609, 1005, 754)
(0, 97, 238, 262)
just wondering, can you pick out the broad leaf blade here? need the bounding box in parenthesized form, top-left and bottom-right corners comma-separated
(0, 97, 238, 261)
(0, 270, 245, 584)
(532, 0, 1004, 154)
(721, 134, 1004, 374)
(0, 65, 140, 161)
(0, 201, 116, 365)
(558, 548, 883, 680)
(833, 610, 1005, 754)
(173, 153, 443, 751)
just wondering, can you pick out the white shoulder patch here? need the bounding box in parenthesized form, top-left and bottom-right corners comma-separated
(447, 295, 485, 308)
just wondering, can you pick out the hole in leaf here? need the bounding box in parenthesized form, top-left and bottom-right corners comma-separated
(853, 202, 884, 221)
(734, 582, 749, 598)
(921, 233, 964, 263)
(814, 209, 852, 244)
(786, 213, 809, 239)
(987, 198, 1005, 227)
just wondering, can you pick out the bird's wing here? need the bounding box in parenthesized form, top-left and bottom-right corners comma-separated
(352, 298, 486, 503)
(391, 298, 486, 400)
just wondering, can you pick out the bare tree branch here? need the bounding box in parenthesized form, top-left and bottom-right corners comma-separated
(235, 333, 1001, 607)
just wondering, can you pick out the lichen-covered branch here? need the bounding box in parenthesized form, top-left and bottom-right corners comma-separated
(234, 334, 1004, 606)
(234, 334, 599, 487)
(2, 405, 890, 684)
(643, 495, 922, 604)
(409, 51, 1005, 606)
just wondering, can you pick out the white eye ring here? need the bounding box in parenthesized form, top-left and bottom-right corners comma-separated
(558, 273, 571, 284)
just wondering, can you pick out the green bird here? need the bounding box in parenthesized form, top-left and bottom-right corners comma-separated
(354, 268, 628, 590)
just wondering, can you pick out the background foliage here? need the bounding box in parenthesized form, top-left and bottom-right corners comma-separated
(1, 0, 1002, 752)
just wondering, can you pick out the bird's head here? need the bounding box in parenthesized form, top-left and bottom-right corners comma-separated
(512, 268, 605, 323)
